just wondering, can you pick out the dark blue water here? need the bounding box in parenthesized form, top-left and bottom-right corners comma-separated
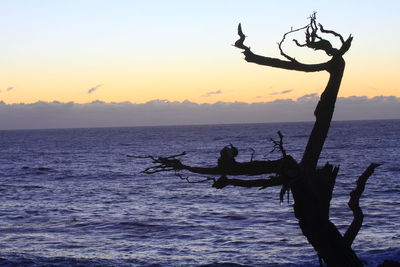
(0, 120, 399, 266)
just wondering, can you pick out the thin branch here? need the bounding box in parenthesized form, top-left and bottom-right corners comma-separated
(292, 13, 352, 57)
(249, 148, 256, 161)
(270, 131, 287, 157)
(293, 39, 307, 48)
(128, 152, 186, 174)
(344, 163, 381, 246)
(278, 25, 308, 63)
(279, 184, 291, 203)
(318, 23, 345, 44)
(269, 131, 294, 203)
(302, 14, 337, 56)
(176, 171, 216, 184)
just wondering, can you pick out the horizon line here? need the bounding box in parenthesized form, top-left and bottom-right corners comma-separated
(1, 118, 399, 132)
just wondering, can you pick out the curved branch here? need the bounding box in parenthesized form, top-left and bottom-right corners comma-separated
(344, 163, 381, 246)
(318, 23, 345, 43)
(234, 23, 329, 72)
(278, 25, 308, 63)
(234, 23, 248, 50)
(300, 56, 346, 171)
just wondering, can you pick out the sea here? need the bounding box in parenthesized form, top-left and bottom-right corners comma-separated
(0, 120, 399, 267)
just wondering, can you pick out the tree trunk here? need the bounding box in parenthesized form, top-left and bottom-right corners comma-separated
(291, 168, 363, 266)
(292, 57, 363, 266)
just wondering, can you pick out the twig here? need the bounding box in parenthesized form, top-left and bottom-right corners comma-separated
(175, 171, 216, 184)
(250, 148, 256, 161)
(278, 24, 308, 62)
(270, 131, 287, 157)
(128, 152, 187, 174)
(292, 12, 338, 56)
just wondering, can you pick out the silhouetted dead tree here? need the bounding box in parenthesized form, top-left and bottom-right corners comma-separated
(133, 14, 380, 266)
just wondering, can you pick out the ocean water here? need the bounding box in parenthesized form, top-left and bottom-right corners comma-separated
(0, 120, 399, 267)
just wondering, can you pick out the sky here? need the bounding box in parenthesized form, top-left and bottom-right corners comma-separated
(0, 1, 399, 128)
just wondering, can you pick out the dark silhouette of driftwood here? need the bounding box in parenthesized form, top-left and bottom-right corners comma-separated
(134, 13, 381, 266)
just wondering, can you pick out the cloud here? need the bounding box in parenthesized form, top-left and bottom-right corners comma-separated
(87, 84, 102, 94)
(269, 89, 293, 95)
(1, 86, 14, 93)
(202, 90, 222, 97)
(0, 95, 399, 130)
(297, 93, 318, 101)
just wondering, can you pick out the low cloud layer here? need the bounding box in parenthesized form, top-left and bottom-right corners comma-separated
(0, 95, 399, 130)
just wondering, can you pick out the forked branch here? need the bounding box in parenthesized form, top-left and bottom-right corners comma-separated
(132, 150, 299, 177)
(344, 163, 381, 246)
(270, 131, 287, 157)
(292, 13, 353, 57)
(234, 13, 352, 73)
(128, 152, 186, 174)
(234, 22, 329, 72)
(278, 25, 308, 63)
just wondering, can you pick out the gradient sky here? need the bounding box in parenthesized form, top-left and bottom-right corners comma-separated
(1, 0, 399, 104)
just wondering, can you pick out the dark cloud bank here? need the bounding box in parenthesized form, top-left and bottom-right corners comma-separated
(0, 95, 399, 130)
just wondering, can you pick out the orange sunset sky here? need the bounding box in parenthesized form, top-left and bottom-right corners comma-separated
(1, 0, 399, 104)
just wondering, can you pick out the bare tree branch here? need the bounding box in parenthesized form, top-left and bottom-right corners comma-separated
(240, 49, 329, 72)
(176, 171, 216, 184)
(127, 152, 187, 174)
(234, 22, 329, 72)
(291, 13, 353, 57)
(292, 13, 338, 56)
(213, 174, 285, 189)
(337, 35, 353, 56)
(344, 163, 381, 246)
(278, 25, 308, 63)
(249, 148, 256, 161)
(318, 23, 345, 43)
(234, 23, 249, 50)
(270, 131, 287, 157)
(135, 154, 299, 177)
